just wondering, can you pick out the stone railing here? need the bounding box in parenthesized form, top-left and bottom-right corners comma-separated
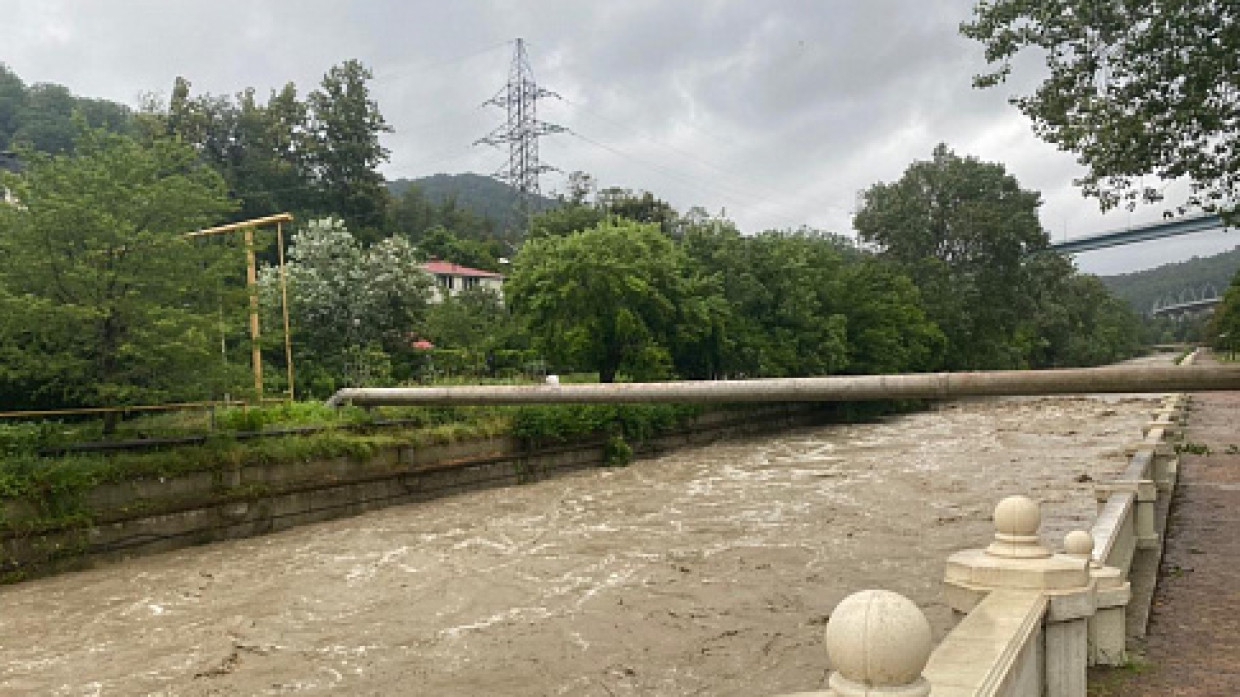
(777, 353, 1194, 697)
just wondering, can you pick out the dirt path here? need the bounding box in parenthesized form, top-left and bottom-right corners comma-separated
(0, 391, 1160, 696)
(1092, 353, 1240, 697)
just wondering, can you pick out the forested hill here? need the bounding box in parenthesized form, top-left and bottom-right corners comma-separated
(1100, 245, 1240, 313)
(0, 65, 133, 154)
(386, 173, 556, 235)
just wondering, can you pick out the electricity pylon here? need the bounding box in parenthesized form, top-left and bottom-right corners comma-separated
(475, 38, 565, 232)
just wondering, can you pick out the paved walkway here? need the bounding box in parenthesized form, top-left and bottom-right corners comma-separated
(1093, 356, 1240, 696)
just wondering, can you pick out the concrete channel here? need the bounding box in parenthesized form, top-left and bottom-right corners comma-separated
(0, 357, 1175, 695)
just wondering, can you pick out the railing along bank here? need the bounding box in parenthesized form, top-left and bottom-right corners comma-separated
(777, 350, 1200, 697)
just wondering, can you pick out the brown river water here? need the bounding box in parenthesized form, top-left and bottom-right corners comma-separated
(0, 362, 1169, 696)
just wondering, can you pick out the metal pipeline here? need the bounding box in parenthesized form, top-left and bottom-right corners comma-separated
(325, 364, 1240, 408)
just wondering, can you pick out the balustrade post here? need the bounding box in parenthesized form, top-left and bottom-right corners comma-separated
(944, 495, 1095, 697)
(1065, 530, 1130, 666)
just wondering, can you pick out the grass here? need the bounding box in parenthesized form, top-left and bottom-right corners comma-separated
(0, 396, 721, 534)
(1088, 657, 1153, 696)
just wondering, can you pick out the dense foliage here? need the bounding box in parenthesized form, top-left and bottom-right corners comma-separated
(855, 145, 1140, 369)
(387, 172, 555, 244)
(0, 128, 241, 424)
(258, 218, 432, 394)
(0, 64, 133, 154)
(963, 0, 1240, 216)
(0, 64, 1145, 425)
(1101, 246, 1240, 314)
(1209, 270, 1240, 356)
(508, 219, 693, 382)
(160, 60, 392, 239)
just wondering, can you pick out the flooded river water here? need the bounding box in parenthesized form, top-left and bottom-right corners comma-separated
(0, 367, 1168, 695)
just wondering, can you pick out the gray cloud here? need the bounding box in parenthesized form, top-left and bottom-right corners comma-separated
(1, 0, 1230, 273)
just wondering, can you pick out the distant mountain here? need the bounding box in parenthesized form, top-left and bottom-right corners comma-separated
(386, 173, 557, 237)
(1100, 245, 1240, 313)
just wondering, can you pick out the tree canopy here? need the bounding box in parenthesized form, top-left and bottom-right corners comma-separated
(259, 218, 432, 391)
(507, 219, 692, 382)
(962, 1, 1240, 215)
(855, 144, 1050, 368)
(1209, 269, 1240, 356)
(0, 127, 239, 418)
(0, 64, 133, 154)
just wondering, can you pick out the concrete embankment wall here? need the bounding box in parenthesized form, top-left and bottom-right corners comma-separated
(0, 404, 834, 579)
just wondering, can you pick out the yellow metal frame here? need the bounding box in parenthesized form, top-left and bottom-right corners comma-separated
(185, 213, 296, 401)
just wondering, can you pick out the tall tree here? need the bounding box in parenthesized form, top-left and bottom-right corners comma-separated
(507, 220, 694, 382)
(0, 64, 26, 149)
(962, 1, 1240, 215)
(0, 128, 239, 420)
(260, 218, 432, 390)
(164, 77, 312, 223)
(854, 144, 1050, 369)
(306, 60, 392, 241)
(1209, 270, 1240, 357)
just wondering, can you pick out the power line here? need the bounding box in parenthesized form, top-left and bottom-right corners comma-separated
(563, 128, 816, 232)
(376, 39, 514, 82)
(553, 95, 850, 223)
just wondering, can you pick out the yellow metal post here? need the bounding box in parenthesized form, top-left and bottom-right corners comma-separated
(245, 226, 263, 400)
(277, 221, 295, 401)
(184, 213, 293, 404)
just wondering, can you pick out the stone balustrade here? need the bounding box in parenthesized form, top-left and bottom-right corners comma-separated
(776, 351, 1194, 696)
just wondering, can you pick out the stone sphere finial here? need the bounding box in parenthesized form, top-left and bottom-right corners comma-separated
(987, 495, 1051, 559)
(1064, 530, 1095, 563)
(825, 590, 932, 697)
(994, 495, 1040, 536)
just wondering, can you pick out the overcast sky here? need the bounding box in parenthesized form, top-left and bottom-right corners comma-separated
(2, 0, 1235, 274)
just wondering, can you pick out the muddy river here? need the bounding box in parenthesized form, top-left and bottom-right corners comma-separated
(0, 368, 1168, 695)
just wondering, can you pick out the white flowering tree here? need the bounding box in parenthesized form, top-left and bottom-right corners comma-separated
(261, 217, 432, 390)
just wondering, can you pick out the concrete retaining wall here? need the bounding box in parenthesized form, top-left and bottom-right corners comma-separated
(0, 404, 833, 578)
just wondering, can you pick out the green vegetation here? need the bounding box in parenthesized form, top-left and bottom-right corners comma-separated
(0, 399, 713, 537)
(0, 60, 1150, 548)
(0, 126, 241, 427)
(1208, 269, 1240, 357)
(854, 144, 1141, 369)
(160, 59, 391, 239)
(387, 172, 555, 249)
(964, 1, 1240, 216)
(1101, 246, 1240, 315)
(0, 65, 133, 154)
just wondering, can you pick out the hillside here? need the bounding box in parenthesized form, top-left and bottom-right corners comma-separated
(386, 173, 557, 236)
(1100, 245, 1240, 313)
(0, 65, 134, 154)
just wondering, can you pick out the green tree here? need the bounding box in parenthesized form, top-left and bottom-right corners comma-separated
(831, 259, 945, 374)
(0, 64, 26, 149)
(0, 128, 239, 422)
(1209, 270, 1240, 358)
(260, 218, 432, 390)
(715, 231, 854, 377)
(164, 77, 312, 223)
(962, 1, 1240, 214)
(423, 286, 510, 351)
(854, 144, 1050, 369)
(306, 60, 392, 240)
(507, 219, 693, 382)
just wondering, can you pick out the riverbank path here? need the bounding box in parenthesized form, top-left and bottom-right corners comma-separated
(1095, 352, 1240, 696)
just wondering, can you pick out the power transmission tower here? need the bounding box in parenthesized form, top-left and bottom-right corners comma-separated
(475, 38, 565, 233)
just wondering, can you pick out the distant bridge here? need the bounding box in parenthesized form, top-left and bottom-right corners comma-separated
(1150, 284, 1223, 318)
(1049, 214, 1229, 254)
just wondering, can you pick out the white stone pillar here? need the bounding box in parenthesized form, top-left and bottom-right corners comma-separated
(1065, 530, 1130, 666)
(944, 496, 1095, 697)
